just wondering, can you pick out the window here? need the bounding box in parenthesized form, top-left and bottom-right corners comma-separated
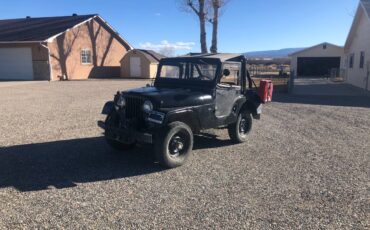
(81, 49, 92, 64)
(349, 53, 354, 69)
(159, 62, 217, 81)
(191, 64, 217, 80)
(323, 44, 327, 49)
(160, 64, 181, 79)
(360, 51, 365, 69)
(219, 63, 241, 86)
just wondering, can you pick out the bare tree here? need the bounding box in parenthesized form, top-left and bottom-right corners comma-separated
(50, 28, 81, 80)
(87, 19, 115, 67)
(181, 0, 229, 54)
(183, 0, 208, 53)
(87, 20, 102, 67)
(209, 0, 229, 53)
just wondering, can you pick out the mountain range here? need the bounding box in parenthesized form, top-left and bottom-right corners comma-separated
(244, 48, 306, 58)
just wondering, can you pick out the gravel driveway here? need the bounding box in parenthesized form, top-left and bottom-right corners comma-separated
(0, 80, 369, 229)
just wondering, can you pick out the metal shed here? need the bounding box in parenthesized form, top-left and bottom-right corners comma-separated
(120, 49, 166, 78)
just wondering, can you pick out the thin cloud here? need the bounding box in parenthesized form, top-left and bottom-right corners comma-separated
(139, 40, 195, 57)
(155, 13, 161, 16)
(139, 40, 195, 51)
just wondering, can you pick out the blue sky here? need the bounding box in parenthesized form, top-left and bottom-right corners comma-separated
(0, 0, 360, 54)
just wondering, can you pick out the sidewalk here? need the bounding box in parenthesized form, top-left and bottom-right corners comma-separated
(0, 81, 49, 88)
(293, 78, 370, 96)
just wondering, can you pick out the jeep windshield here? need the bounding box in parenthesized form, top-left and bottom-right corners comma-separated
(155, 59, 220, 84)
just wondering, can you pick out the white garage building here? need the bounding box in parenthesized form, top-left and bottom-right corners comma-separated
(344, 0, 370, 91)
(289, 43, 345, 78)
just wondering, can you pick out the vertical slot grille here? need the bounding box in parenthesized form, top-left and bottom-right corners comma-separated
(125, 96, 145, 119)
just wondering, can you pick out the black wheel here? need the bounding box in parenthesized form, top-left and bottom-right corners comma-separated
(105, 136, 136, 151)
(155, 122, 193, 168)
(228, 110, 252, 143)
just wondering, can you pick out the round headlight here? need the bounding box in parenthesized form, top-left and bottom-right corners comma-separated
(116, 96, 126, 107)
(143, 100, 153, 113)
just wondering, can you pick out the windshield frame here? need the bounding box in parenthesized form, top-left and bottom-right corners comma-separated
(154, 58, 222, 88)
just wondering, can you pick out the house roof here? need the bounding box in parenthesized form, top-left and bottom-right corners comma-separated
(345, 0, 370, 50)
(0, 15, 97, 42)
(0, 14, 133, 49)
(288, 42, 343, 56)
(136, 49, 166, 63)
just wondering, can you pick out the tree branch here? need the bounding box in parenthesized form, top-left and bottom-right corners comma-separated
(187, 0, 200, 16)
(50, 54, 60, 61)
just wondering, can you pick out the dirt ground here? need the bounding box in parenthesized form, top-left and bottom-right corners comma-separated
(0, 80, 369, 229)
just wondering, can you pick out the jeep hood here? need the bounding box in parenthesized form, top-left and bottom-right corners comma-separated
(123, 86, 213, 108)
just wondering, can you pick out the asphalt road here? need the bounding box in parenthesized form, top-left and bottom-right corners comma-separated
(0, 80, 369, 229)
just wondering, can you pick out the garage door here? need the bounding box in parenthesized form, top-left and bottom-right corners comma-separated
(0, 48, 34, 80)
(297, 57, 340, 77)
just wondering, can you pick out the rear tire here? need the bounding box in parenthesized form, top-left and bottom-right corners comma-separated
(228, 110, 252, 143)
(155, 122, 193, 168)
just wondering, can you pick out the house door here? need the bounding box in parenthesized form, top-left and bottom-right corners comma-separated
(130, 57, 141, 77)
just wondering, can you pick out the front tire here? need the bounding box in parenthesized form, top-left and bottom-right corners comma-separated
(228, 110, 252, 143)
(155, 122, 194, 168)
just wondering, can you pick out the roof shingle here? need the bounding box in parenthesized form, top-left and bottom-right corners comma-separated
(0, 14, 97, 42)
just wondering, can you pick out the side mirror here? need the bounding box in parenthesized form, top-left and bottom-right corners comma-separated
(146, 83, 151, 87)
(223, 69, 230, 77)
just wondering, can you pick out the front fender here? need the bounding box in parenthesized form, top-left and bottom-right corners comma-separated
(164, 108, 201, 133)
(102, 101, 114, 115)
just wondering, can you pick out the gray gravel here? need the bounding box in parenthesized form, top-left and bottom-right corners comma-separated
(0, 80, 369, 229)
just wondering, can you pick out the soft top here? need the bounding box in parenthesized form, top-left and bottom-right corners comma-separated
(161, 53, 245, 63)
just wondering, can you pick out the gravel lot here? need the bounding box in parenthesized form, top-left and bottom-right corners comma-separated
(0, 80, 369, 229)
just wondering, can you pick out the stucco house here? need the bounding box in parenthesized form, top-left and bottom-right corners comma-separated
(289, 42, 344, 78)
(344, 0, 370, 91)
(0, 14, 132, 81)
(120, 49, 165, 79)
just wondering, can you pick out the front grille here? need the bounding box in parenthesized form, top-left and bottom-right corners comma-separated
(125, 96, 145, 119)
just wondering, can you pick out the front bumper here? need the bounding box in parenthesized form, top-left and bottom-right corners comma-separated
(98, 121, 153, 144)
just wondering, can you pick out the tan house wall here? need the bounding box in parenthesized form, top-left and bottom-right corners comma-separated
(121, 50, 158, 78)
(0, 43, 50, 80)
(290, 44, 345, 76)
(48, 18, 129, 80)
(345, 10, 370, 91)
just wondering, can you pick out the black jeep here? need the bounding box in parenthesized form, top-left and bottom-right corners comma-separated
(100, 53, 263, 168)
